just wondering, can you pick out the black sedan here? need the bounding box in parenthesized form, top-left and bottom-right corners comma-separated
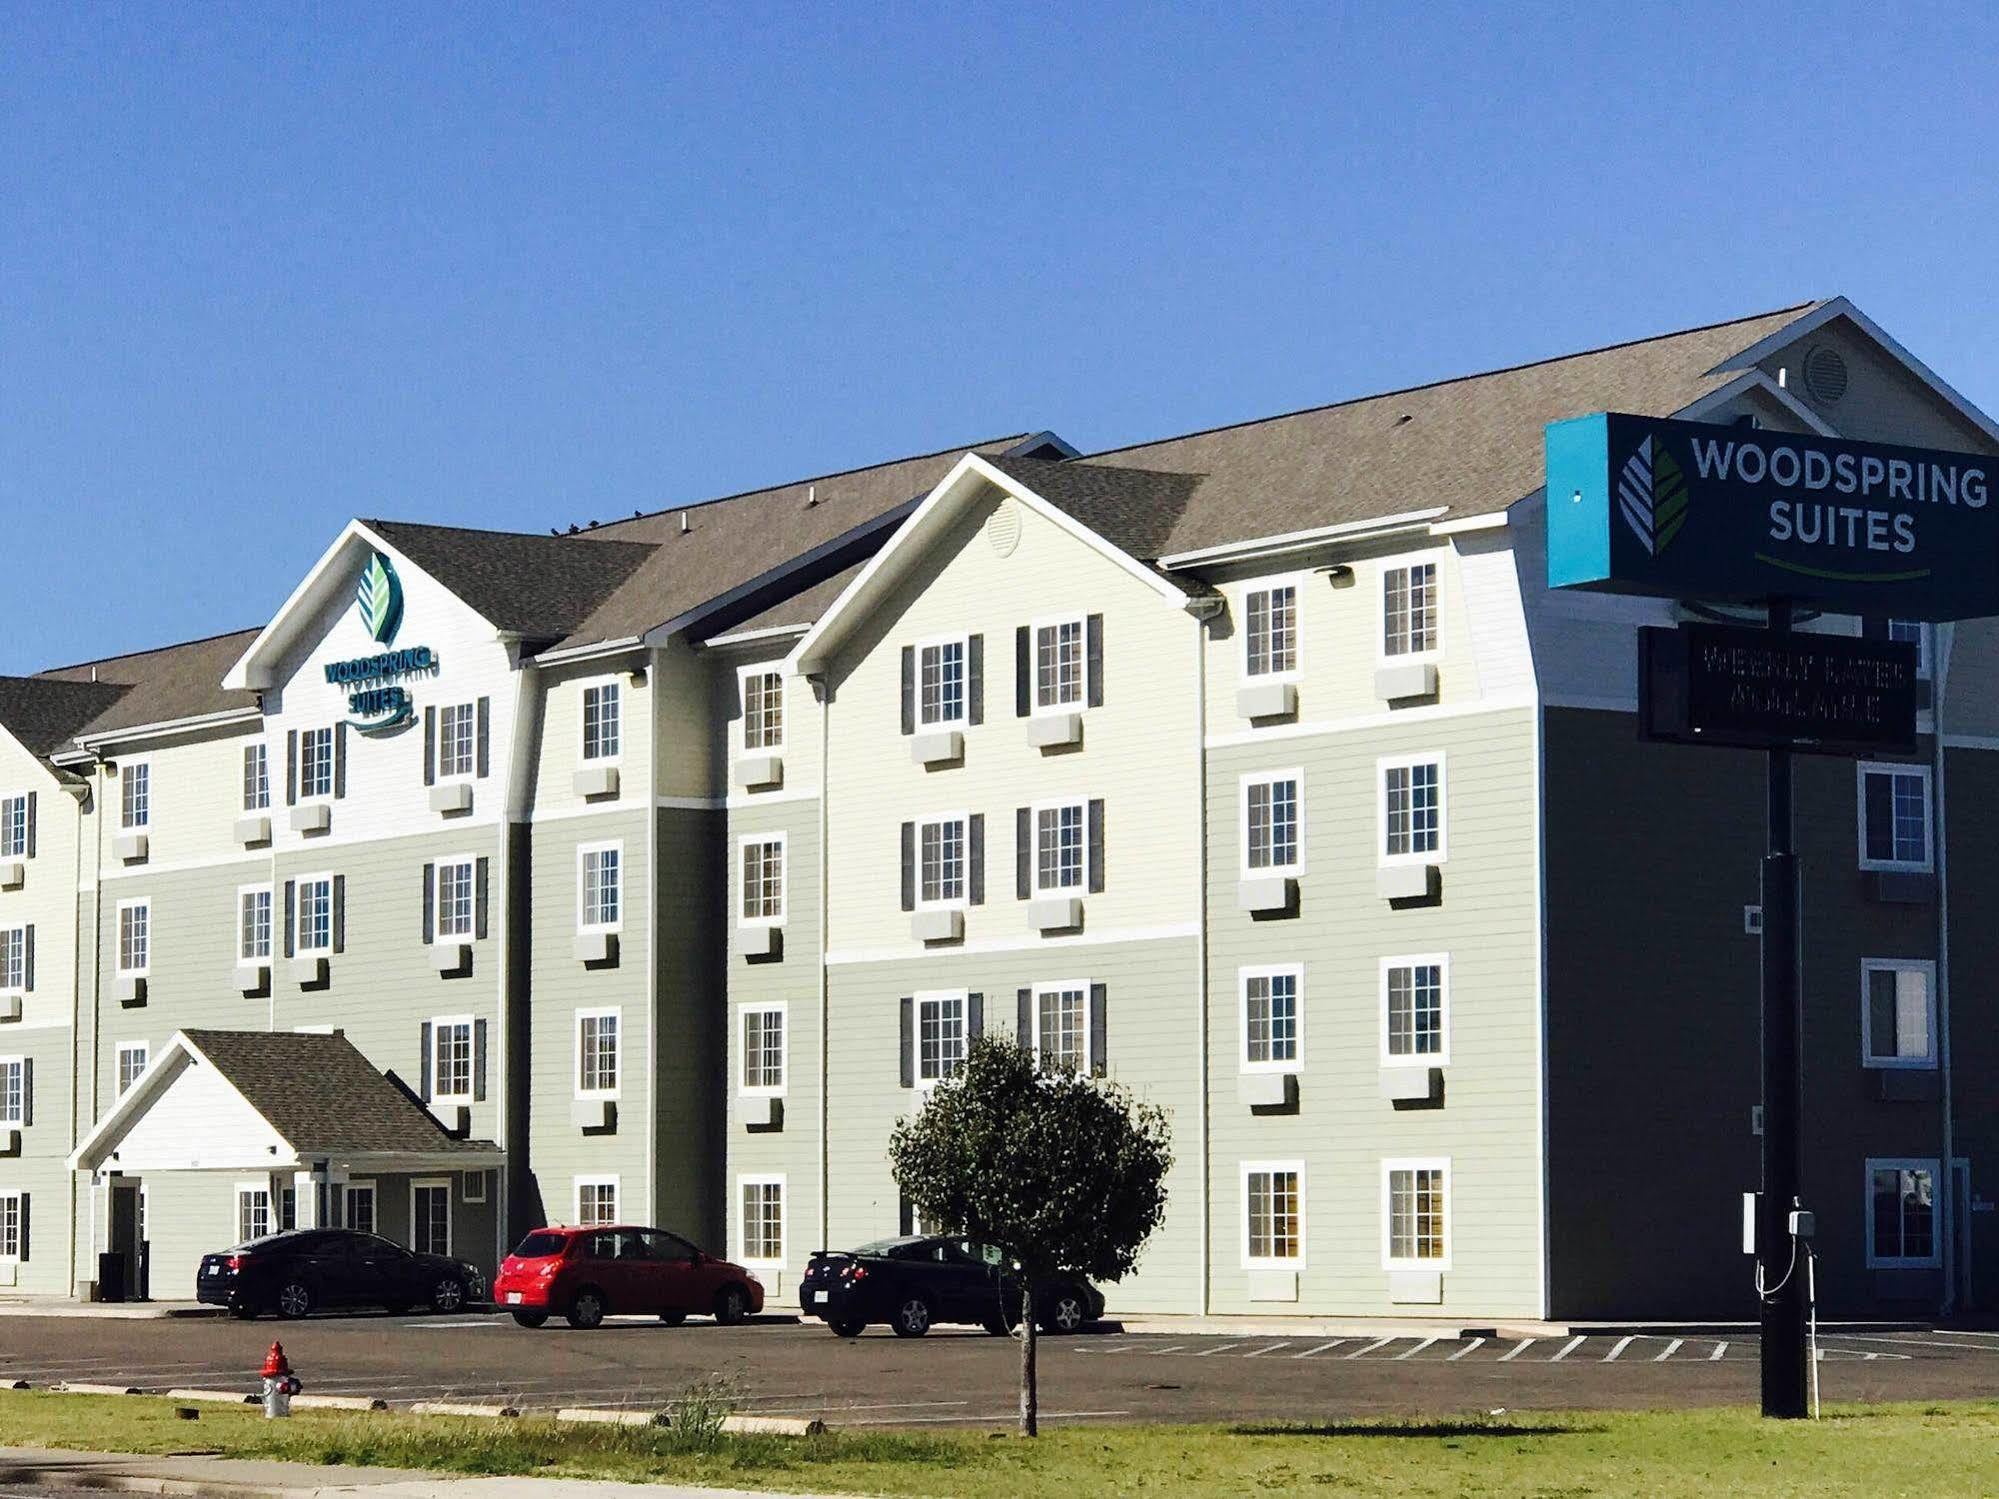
(800, 1235, 1104, 1338)
(196, 1229, 485, 1320)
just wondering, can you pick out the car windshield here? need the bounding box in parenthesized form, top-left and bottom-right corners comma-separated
(513, 1232, 570, 1258)
(222, 1230, 309, 1253)
(849, 1236, 930, 1257)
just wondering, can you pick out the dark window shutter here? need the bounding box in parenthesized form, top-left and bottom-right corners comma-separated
(899, 997, 914, 1088)
(900, 822, 916, 912)
(898, 1195, 913, 1236)
(967, 992, 984, 1040)
(968, 815, 985, 905)
(1017, 987, 1032, 1045)
(282, 880, 296, 958)
(332, 875, 346, 953)
(475, 857, 490, 940)
(1015, 626, 1031, 716)
(285, 730, 299, 806)
(473, 1018, 488, 1102)
(334, 723, 349, 800)
(1090, 983, 1108, 1076)
(1862, 616, 1888, 640)
(419, 1021, 434, 1101)
(19, 1057, 30, 1128)
(15, 1193, 25, 1261)
(1864, 775, 1893, 860)
(22, 925, 32, 993)
(421, 863, 436, 943)
(1015, 808, 1031, 899)
(900, 647, 916, 735)
(967, 634, 984, 726)
(1086, 614, 1104, 707)
(23, 792, 34, 859)
(423, 707, 437, 787)
(1088, 799, 1106, 894)
(476, 697, 492, 779)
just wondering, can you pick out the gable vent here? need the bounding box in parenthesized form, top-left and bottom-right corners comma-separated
(986, 500, 1021, 558)
(1802, 345, 1849, 405)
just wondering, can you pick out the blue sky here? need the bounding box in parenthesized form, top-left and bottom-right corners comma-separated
(3, 2, 1993, 670)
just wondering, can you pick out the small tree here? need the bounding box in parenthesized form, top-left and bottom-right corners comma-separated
(889, 1035, 1171, 1436)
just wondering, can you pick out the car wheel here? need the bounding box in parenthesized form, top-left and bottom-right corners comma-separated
(430, 1277, 467, 1315)
(229, 1302, 261, 1321)
(657, 1310, 687, 1326)
(890, 1294, 933, 1337)
(566, 1287, 607, 1330)
(829, 1318, 867, 1338)
(713, 1285, 750, 1326)
(511, 1310, 548, 1329)
(1039, 1289, 1088, 1335)
(275, 1281, 313, 1320)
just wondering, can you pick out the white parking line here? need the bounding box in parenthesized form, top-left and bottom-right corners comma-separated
(1655, 1339, 1683, 1362)
(1345, 1337, 1394, 1360)
(1395, 1337, 1439, 1360)
(1498, 1339, 1536, 1361)
(1603, 1336, 1636, 1362)
(1447, 1337, 1484, 1361)
(1190, 1342, 1244, 1357)
(1834, 1332, 1992, 1353)
(1241, 1342, 1289, 1358)
(1292, 1340, 1346, 1359)
(1710, 1342, 1728, 1361)
(1548, 1335, 1586, 1362)
(1141, 1344, 1185, 1356)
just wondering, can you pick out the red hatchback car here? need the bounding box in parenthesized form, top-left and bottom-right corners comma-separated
(492, 1225, 765, 1330)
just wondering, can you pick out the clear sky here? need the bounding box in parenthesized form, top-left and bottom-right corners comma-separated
(3, 2, 1993, 672)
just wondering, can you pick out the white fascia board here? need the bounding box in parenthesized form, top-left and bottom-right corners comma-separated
(1158, 509, 1448, 571)
(701, 623, 813, 651)
(531, 636, 646, 669)
(1676, 370, 1837, 437)
(70, 705, 265, 758)
(1428, 512, 1510, 537)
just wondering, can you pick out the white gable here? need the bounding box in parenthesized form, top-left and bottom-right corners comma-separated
(100, 1050, 293, 1172)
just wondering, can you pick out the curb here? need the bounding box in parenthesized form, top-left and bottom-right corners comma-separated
(164, 1389, 256, 1405)
(58, 1383, 143, 1396)
(407, 1399, 520, 1418)
(292, 1393, 389, 1411)
(721, 1413, 827, 1437)
(557, 1407, 661, 1427)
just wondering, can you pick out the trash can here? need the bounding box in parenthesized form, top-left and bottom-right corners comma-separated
(96, 1252, 127, 1303)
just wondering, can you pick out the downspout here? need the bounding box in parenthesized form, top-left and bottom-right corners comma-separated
(816, 671, 831, 1254)
(1932, 631, 1956, 1314)
(1191, 603, 1212, 1315)
(67, 773, 93, 1299)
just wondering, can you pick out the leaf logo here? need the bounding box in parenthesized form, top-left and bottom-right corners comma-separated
(1617, 436, 1690, 557)
(356, 552, 403, 644)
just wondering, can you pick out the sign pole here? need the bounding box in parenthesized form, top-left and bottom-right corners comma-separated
(1759, 598, 1809, 1419)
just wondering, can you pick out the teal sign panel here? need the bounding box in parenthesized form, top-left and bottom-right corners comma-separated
(1546, 413, 1999, 621)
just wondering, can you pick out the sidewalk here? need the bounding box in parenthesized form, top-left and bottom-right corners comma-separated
(0, 1446, 847, 1498)
(0, 1299, 222, 1321)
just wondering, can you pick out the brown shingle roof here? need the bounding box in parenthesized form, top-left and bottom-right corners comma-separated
(0, 676, 130, 762)
(36, 628, 263, 739)
(362, 520, 656, 644)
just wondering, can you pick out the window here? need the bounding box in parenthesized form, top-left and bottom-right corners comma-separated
(575, 1177, 618, 1227)
(1034, 802, 1085, 893)
(918, 638, 966, 727)
(280, 1187, 297, 1232)
(918, 816, 966, 907)
(1242, 772, 1302, 875)
(1244, 584, 1297, 677)
(435, 860, 475, 939)
(0, 797, 24, 859)
(431, 1017, 474, 1102)
(299, 727, 334, 799)
(1858, 764, 1931, 872)
(1033, 984, 1088, 1072)
(1381, 755, 1445, 861)
(1887, 619, 1931, 679)
(1382, 562, 1439, 657)
(463, 1170, 487, 1204)
(1862, 960, 1935, 1069)
(743, 670, 784, 750)
(116, 1043, 148, 1097)
(344, 1182, 376, 1237)
(1867, 1160, 1939, 1268)
(740, 1177, 784, 1266)
(741, 1005, 785, 1094)
(121, 763, 150, 829)
(237, 1185, 272, 1243)
(1385, 1160, 1450, 1265)
(577, 1008, 620, 1097)
(0, 928, 24, 993)
(117, 900, 150, 976)
(1383, 957, 1448, 1063)
(1035, 618, 1085, 710)
(242, 744, 270, 812)
(740, 836, 785, 923)
(1243, 1163, 1303, 1267)
(1241, 966, 1301, 1071)
(578, 843, 622, 930)
(437, 703, 477, 779)
(582, 682, 621, 761)
(296, 877, 333, 954)
(0, 1057, 23, 1127)
(411, 1181, 451, 1255)
(916, 992, 967, 1086)
(238, 887, 272, 962)
(0, 1192, 21, 1262)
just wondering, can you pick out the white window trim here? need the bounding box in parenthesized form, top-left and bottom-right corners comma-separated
(914, 632, 971, 730)
(1856, 762, 1933, 873)
(1380, 953, 1452, 1067)
(242, 742, 272, 813)
(463, 1169, 488, 1204)
(737, 832, 788, 927)
(1028, 798, 1090, 896)
(1887, 619, 1932, 680)
(914, 814, 970, 911)
(410, 1177, 453, 1255)
(575, 1006, 622, 1100)
(1030, 612, 1089, 714)
(0, 1188, 23, 1263)
(298, 727, 336, 804)
(1378, 752, 1448, 866)
(1860, 958, 1937, 1071)
(344, 1180, 377, 1233)
(1239, 575, 1304, 682)
(1240, 1159, 1306, 1270)
(914, 988, 969, 1090)
(428, 1013, 476, 1105)
(294, 871, 335, 955)
(0, 1055, 25, 1128)
(1865, 1157, 1941, 1269)
(235, 883, 273, 963)
(0, 792, 26, 860)
(1238, 964, 1303, 1074)
(121, 760, 151, 829)
(435, 701, 479, 783)
(737, 663, 786, 753)
(115, 898, 151, 978)
(234, 1180, 274, 1241)
(573, 1174, 619, 1227)
(115, 1042, 150, 1097)
(576, 840, 624, 933)
(432, 856, 478, 942)
(579, 677, 624, 764)
(1238, 769, 1305, 879)
(738, 1002, 788, 1098)
(1030, 980, 1092, 1070)
(1381, 1156, 1453, 1270)
(736, 1172, 786, 1269)
(0, 926, 25, 995)
(1377, 557, 1443, 664)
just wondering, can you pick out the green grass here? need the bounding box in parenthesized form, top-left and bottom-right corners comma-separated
(2, 1390, 1998, 1495)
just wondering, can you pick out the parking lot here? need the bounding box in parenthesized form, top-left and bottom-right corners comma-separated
(7, 1314, 1999, 1428)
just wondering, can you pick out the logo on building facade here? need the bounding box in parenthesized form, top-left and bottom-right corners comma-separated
(356, 552, 404, 644)
(1617, 435, 1688, 558)
(329, 549, 429, 733)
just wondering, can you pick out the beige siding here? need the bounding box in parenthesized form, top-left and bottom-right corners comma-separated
(531, 658, 655, 813)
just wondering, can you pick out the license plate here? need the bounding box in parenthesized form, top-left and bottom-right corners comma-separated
(506, 1292, 523, 1304)
(811, 1290, 828, 1304)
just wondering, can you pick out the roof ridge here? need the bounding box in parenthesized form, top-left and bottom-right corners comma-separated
(1079, 300, 1823, 464)
(367, 515, 659, 548)
(34, 624, 265, 679)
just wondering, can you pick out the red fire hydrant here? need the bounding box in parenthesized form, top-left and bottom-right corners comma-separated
(260, 1342, 302, 1419)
